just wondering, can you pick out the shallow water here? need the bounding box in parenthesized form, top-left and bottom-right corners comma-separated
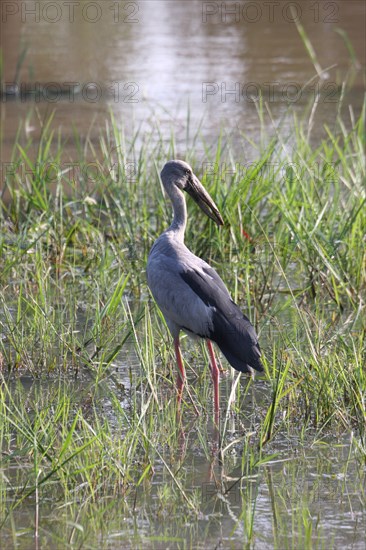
(0, 343, 365, 549)
(1, 0, 365, 163)
(1, 1, 365, 547)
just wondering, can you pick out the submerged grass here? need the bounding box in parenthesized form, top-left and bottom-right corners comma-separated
(0, 96, 365, 547)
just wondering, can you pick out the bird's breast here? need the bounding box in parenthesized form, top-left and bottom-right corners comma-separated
(147, 241, 215, 338)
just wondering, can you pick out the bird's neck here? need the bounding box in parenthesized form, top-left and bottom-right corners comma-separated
(167, 186, 187, 241)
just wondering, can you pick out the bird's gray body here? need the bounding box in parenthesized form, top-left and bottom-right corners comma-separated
(148, 230, 224, 339)
(147, 160, 263, 375)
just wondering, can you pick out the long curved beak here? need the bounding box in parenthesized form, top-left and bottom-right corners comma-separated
(185, 174, 224, 226)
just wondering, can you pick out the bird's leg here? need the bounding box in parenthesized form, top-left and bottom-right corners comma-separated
(206, 340, 220, 424)
(174, 337, 186, 407)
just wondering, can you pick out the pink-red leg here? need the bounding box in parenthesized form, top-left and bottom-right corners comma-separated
(206, 340, 220, 423)
(174, 337, 186, 407)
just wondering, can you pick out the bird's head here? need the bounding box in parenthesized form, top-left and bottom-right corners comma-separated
(160, 160, 224, 226)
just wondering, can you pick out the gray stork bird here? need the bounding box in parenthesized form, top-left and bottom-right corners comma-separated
(147, 160, 264, 416)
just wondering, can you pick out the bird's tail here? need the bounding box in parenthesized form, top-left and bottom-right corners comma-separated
(217, 343, 264, 374)
(209, 306, 264, 374)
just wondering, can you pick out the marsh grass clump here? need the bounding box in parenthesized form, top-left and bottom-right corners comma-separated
(0, 101, 365, 547)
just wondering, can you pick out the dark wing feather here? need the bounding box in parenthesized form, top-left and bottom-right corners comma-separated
(179, 267, 264, 373)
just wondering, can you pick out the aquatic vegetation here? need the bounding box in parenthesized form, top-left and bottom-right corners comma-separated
(0, 99, 365, 547)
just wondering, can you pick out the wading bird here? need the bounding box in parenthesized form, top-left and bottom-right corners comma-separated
(147, 160, 264, 417)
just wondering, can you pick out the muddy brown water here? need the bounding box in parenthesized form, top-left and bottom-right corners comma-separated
(0, 1, 365, 547)
(0, 352, 365, 548)
(1, 0, 365, 165)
